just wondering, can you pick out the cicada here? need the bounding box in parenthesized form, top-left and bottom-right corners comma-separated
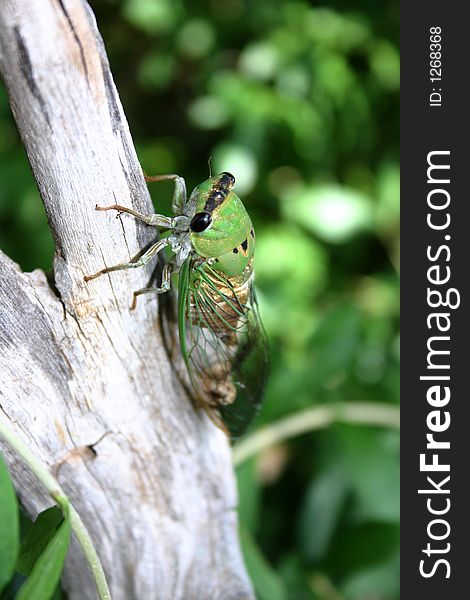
(85, 172, 269, 437)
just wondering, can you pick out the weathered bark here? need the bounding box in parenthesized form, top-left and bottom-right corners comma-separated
(0, 1, 253, 598)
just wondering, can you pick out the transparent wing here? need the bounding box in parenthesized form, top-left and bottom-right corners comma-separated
(178, 257, 269, 438)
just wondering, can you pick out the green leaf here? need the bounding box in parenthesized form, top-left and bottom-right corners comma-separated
(0, 453, 19, 593)
(277, 554, 316, 600)
(308, 305, 361, 384)
(326, 522, 399, 577)
(236, 459, 261, 532)
(298, 465, 349, 563)
(282, 184, 373, 243)
(240, 526, 287, 600)
(16, 507, 71, 600)
(123, 0, 178, 34)
(340, 548, 400, 600)
(16, 506, 64, 576)
(339, 428, 400, 523)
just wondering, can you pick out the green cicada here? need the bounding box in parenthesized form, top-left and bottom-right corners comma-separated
(85, 172, 269, 437)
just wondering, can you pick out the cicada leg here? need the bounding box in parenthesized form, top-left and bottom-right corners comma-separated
(84, 237, 170, 282)
(144, 173, 187, 214)
(130, 264, 172, 310)
(94, 204, 174, 228)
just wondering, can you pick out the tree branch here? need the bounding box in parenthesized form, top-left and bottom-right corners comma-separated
(0, 1, 254, 598)
(233, 402, 400, 465)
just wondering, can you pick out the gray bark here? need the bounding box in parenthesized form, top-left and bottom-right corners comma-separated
(0, 1, 253, 598)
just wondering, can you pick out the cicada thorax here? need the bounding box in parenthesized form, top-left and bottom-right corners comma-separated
(188, 172, 255, 271)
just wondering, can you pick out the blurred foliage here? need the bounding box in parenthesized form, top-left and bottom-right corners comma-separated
(0, 0, 399, 598)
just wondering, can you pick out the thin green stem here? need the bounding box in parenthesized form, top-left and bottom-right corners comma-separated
(68, 507, 111, 600)
(0, 415, 111, 600)
(232, 401, 400, 466)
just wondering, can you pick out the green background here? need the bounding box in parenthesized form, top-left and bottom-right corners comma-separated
(0, 1, 399, 599)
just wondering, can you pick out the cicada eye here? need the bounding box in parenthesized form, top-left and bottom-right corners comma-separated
(221, 172, 235, 186)
(190, 211, 212, 232)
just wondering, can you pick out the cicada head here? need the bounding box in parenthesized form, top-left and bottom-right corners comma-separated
(188, 173, 255, 276)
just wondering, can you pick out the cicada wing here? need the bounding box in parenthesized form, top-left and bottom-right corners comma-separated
(219, 288, 269, 438)
(178, 257, 269, 438)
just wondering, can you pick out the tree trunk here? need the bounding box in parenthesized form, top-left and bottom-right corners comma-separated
(0, 1, 254, 598)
